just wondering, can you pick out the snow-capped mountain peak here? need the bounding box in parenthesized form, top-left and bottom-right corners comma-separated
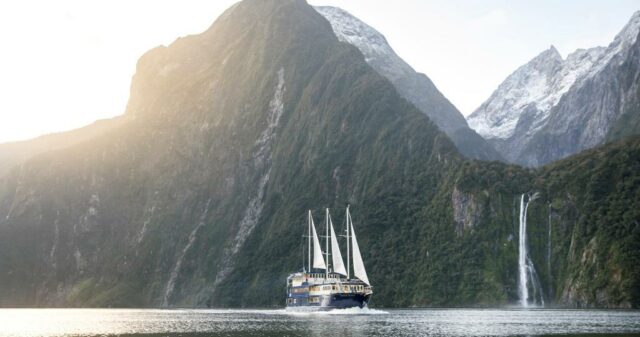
(466, 10, 640, 166)
(469, 11, 640, 143)
(314, 6, 411, 82)
(467, 45, 571, 140)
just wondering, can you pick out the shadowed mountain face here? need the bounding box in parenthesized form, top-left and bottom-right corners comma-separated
(315, 6, 502, 162)
(0, 0, 638, 309)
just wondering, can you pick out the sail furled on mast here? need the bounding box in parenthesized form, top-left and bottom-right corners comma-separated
(329, 216, 347, 276)
(349, 211, 370, 285)
(311, 215, 326, 270)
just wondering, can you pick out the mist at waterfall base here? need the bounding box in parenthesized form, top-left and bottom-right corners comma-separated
(2, 308, 640, 337)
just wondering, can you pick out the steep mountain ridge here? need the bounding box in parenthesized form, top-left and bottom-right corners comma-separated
(0, 117, 124, 178)
(315, 6, 501, 161)
(468, 11, 640, 166)
(0, 0, 638, 309)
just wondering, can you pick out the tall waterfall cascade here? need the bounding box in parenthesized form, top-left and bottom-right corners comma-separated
(518, 193, 545, 307)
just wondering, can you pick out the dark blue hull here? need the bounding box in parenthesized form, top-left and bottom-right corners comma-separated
(286, 293, 371, 311)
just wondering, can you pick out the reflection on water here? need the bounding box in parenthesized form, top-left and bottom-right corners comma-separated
(0, 308, 639, 337)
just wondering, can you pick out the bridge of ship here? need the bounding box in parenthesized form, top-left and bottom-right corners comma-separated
(287, 272, 372, 299)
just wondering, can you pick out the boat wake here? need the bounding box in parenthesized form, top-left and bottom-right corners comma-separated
(325, 307, 388, 315)
(284, 307, 388, 316)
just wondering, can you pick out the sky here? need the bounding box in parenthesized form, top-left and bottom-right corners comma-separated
(0, 1, 638, 143)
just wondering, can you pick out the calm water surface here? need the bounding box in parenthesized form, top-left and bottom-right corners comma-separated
(1, 308, 639, 337)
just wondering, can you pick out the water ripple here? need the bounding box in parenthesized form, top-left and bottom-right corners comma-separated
(0, 308, 639, 337)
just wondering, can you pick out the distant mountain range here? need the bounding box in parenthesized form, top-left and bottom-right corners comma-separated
(0, 0, 638, 309)
(468, 11, 640, 166)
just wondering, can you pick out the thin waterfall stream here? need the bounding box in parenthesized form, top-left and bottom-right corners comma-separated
(518, 192, 544, 307)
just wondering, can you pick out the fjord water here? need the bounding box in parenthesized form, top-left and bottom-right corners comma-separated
(1, 308, 639, 337)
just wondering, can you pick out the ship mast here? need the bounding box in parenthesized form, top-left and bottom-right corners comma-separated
(346, 205, 350, 279)
(308, 210, 311, 273)
(325, 208, 329, 279)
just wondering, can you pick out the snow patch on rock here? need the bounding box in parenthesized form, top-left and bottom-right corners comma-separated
(315, 6, 412, 85)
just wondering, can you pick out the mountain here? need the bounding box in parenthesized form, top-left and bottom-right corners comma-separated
(315, 6, 501, 161)
(0, 0, 638, 309)
(468, 11, 640, 166)
(0, 0, 456, 307)
(0, 118, 123, 178)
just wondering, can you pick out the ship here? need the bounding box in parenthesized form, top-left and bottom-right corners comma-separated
(285, 206, 373, 311)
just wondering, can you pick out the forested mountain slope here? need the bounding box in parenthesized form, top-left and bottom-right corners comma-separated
(0, 0, 637, 309)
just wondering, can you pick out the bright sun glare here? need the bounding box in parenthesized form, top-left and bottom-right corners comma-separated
(0, 0, 238, 143)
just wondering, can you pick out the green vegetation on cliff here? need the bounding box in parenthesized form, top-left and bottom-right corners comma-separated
(0, 0, 638, 309)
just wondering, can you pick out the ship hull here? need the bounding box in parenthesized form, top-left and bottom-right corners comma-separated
(285, 293, 371, 311)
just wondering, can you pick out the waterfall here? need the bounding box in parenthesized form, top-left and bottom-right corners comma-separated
(211, 68, 285, 293)
(163, 199, 211, 307)
(518, 193, 544, 307)
(547, 204, 553, 298)
(518, 194, 529, 307)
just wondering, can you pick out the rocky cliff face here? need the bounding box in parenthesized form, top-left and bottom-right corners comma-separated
(468, 12, 640, 166)
(0, 0, 638, 309)
(451, 186, 482, 237)
(315, 6, 501, 161)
